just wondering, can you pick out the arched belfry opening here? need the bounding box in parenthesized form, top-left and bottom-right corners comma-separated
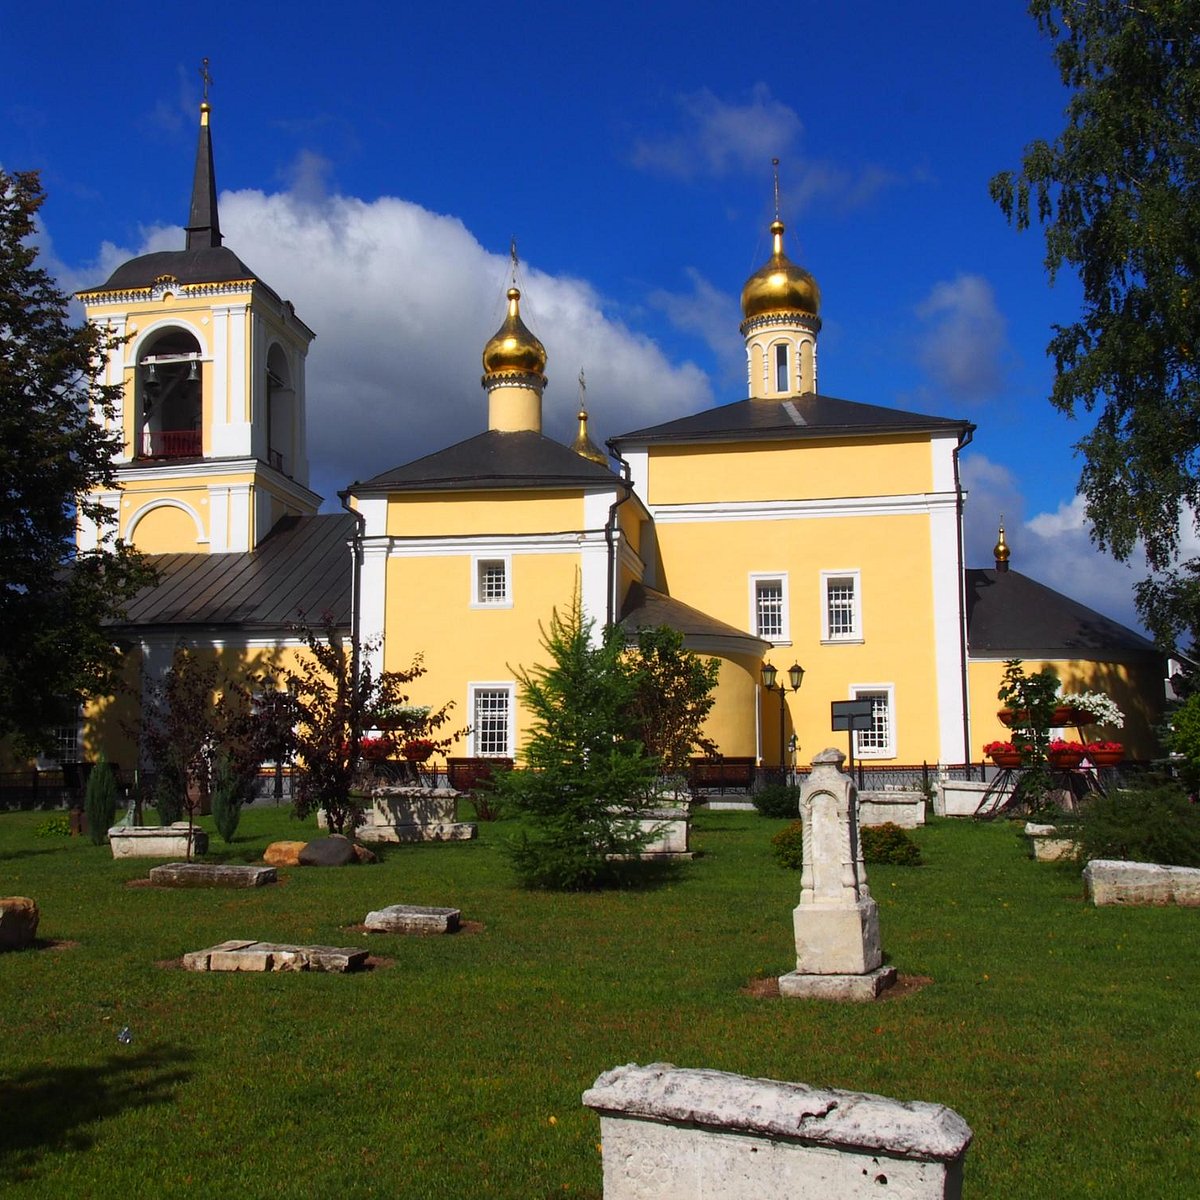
(265, 343, 295, 477)
(137, 328, 203, 459)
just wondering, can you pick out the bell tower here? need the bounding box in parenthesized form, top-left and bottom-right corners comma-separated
(76, 69, 320, 555)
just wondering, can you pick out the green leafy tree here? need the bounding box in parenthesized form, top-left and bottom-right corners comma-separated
(0, 170, 152, 751)
(1164, 690, 1200, 793)
(499, 595, 659, 890)
(991, 3, 1200, 645)
(286, 617, 458, 835)
(83, 755, 119, 847)
(625, 625, 719, 781)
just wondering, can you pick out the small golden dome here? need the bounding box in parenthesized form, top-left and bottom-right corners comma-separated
(571, 407, 607, 466)
(740, 220, 820, 321)
(482, 288, 547, 377)
(994, 521, 1011, 568)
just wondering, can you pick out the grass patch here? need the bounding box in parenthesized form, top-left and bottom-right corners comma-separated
(1, 808, 1196, 1197)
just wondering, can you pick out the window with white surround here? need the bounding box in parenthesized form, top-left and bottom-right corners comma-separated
(750, 573, 789, 642)
(472, 556, 512, 607)
(851, 686, 895, 758)
(821, 570, 862, 642)
(470, 685, 514, 757)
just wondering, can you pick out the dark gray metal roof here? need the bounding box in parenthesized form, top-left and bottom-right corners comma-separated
(611, 394, 972, 447)
(620, 581, 769, 654)
(354, 429, 623, 493)
(965, 567, 1159, 661)
(116, 513, 354, 632)
(186, 107, 221, 251)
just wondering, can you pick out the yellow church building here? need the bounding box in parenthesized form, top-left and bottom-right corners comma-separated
(68, 98, 1163, 780)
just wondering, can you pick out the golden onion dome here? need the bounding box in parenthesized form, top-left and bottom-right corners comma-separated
(482, 288, 547, 377)
(571, 407, 607, 466)
(740, 220, 820, 321)
(994, 522, 1011, 567)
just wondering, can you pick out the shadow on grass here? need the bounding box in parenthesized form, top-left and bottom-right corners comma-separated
(0, 845, 80, 863)
(0, 1043, 194, 1184)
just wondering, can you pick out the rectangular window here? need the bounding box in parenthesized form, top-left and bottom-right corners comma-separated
(750, 574, 789, 642)
(775, 343, 789, 393)
(472, 555, 512, 607)
(471, 686, 513, 757)
(851, 687, 894, 758)
(822, 571, 862, 642)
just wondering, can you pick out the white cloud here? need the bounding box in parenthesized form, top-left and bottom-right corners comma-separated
(647, 268, 744, 384)
(915, 274, 1008, 402)
(630, 86, 905, 213)
(68, 187, 712, 498)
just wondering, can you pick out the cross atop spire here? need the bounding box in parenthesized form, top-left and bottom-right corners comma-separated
(186, 59, 222, 251)
(772, 157, 781, 221)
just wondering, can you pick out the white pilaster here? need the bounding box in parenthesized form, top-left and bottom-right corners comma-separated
(360, 539, 389, 678)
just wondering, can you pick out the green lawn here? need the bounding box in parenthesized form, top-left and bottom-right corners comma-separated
(1, 806, 1196, 1198)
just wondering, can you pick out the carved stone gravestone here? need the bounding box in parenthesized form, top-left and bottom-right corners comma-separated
(779, 748, 896, 1001)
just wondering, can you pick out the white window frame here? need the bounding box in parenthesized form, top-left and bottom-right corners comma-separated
(774, 342, 790, 393)
(821, 569, 863, 644)
(468, 683, 515, 758)
(749, 572, 790, 643)
(850, 684, 895, 759)
(471, 554, 512, 608)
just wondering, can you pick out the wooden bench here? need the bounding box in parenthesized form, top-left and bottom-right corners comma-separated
(688, 756, 755, 796)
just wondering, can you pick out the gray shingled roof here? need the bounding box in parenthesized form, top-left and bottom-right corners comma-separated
(353, 429, 623, 493)
(620, 581, 770, 653)
(611, 394, 972, 447)
(115, 513, 354, 632)
(965, 568, 1159, 661)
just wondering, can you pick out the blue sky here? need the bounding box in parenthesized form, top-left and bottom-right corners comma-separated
(2, 1, 1164, 631)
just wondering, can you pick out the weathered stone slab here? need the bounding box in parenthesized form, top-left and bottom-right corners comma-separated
(859, 790, 927, 828)
(583, 1063, 972, 1200)
(1084, 859, 1200, 906)
(299, 836, 357, 867)
(935, 778, 999, 818)
(148, 863, 277, 888)
(778, 965, 897, 1002)
(1024, 823, 1078, 863)
(109, 823, 209, 859)
(364, 904, 460, 934)
(264, 840, 308, 867)
(182, 939, 368, 972)
(351, 788, 478, 843)
(0, 897, 39, 951)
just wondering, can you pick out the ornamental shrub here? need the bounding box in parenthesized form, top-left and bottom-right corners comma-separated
(754, 783, 801, 819)
(770, 820, 805, 869)
(1074, 786, 1200, 868)
(210, 751, 250, 844)
(83, 757, 118, 846)
(34, 814, 71, 838)
(860, 822, 922, 866)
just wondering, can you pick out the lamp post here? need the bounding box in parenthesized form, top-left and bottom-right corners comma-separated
(762, 661, 805, 773)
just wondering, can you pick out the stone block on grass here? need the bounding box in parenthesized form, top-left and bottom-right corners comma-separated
(264, 841, 308, 867)
(183, 939, 368, 972)
(1084, 859, 1200, 906)
(0, 897, 39, 951)
(583, 1062, 972, 1200)
(148, 863, 277, 888)
(364, 904, 460, 934)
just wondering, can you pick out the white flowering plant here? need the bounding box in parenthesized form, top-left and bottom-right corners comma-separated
(1057, 687, 1124, 728)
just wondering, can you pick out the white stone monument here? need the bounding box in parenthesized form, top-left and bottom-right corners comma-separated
(779, 748, 896, 1001)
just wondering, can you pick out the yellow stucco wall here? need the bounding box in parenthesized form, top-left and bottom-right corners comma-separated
(653, 510, 943, 762)
(646, 434, 935, 505)
(968, 657, 1164, 761)
(387, 490, 590, 537)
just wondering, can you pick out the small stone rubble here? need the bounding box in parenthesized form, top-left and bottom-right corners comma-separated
(0, 897, 39, 951)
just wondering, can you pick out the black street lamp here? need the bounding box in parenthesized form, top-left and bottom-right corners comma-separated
(761, 661, 805, 771)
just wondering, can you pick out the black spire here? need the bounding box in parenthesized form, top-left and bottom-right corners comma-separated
(185, 60, 222, 251)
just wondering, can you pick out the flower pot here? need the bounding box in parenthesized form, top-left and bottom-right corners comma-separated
(997, 706, 1084, 728)
(988, 751, 1022, 768)
(1047, 747, 1085, 770)
(1089, 748, 1124, 767)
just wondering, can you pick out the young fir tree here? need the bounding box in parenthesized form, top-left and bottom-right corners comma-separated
(501, 594, 659, 890)
(83, 755, 118, 846)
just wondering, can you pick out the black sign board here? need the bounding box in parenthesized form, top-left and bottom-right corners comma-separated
(830, 699, 874, 732)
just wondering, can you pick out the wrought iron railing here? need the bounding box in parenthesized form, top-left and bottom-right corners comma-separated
(138, 429, 202, 459)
